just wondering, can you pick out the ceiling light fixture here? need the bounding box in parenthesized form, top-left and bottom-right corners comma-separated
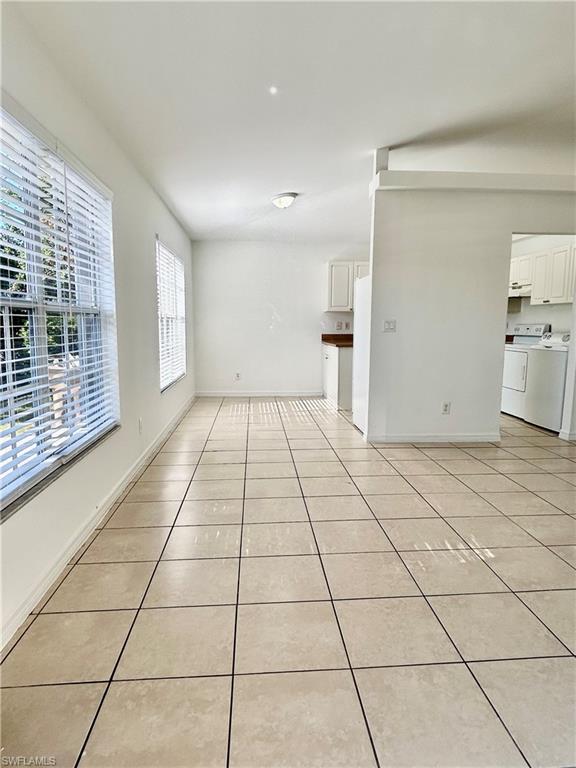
(268, 85, 279, 95)
(272, 192, 298, 209)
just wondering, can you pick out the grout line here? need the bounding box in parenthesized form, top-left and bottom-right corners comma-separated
(71, 399, 226, 767)
(276, 396, 382, 768)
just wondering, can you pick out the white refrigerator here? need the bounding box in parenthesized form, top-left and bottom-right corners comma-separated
(352, 275, 371, 434)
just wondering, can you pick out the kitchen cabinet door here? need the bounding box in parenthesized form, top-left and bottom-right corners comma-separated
(327, 263, 352, 311)
(509, 258, 519, 288)
(530, 252, 548, 305)
(354, 262, 370, 280)
(516, 254, 533, 286)
(548, 246, 573, 304)
(322, 344, 339, 404)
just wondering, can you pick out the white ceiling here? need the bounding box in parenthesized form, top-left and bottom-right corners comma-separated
(15, 1, 575, 244)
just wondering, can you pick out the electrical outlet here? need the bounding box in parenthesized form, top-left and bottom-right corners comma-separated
(335, 321, 343, 331)
(344, 321, 351, 330)
(441, 401, 451, 415)
(138, 416, 143, 434)
(235, 372, 241, 381)
(383, 320, 397, 333)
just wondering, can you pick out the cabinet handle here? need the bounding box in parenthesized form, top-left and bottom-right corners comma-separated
(324, 356, 329, 360)
(543, 299, 550, 303)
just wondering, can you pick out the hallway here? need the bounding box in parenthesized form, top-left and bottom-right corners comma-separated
(2, 397, 576, 767)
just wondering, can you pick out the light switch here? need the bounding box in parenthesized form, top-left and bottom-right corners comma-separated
(383, 320, 397, 333)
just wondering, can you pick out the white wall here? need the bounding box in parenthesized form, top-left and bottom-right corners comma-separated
(367, 188, 576, 442)
(193, 241, 366, 395)
(1, 6, 195, 640)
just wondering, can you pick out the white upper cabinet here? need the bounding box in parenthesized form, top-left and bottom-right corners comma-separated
(326, 261, 369, 311)
(508, 253, 533, 296)
(530, 246, 575, 305)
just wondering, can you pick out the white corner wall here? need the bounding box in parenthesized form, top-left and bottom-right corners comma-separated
(192, 240, 366, 395)
(1, 6, 195, 640)
(367, 188, 576, 442)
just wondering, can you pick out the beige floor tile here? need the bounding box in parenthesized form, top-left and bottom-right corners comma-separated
(288, 438, 329, 450)
(176, 499, 243, 525)
(421, 447, 471, 459)
(200, 450, 246, 464)
(481, 459, 545, 474)
(2, 683, 105, 767)
(206, 439, 247, 451)
(509, 514, 576, 545)
(389, 459, 448, 475)
(43, 562, 155, 612)
(162, 525, 241, 559)
(105, 501, 179, 527)
(356, 664, 525, 767)
(291, 449, 339, 462)
(235, 601, 347, 673)
(447, 516, 540, 548)
(377, 448, 427, 460)
(306, 495, 373, 520)
(151, 451, 201, 466)
(125, 481, 189, 502)
(465, 447, 517, 459)
(509, 474, 575, 492)
(31, 565, 74, 610)
(244, 478, 302, 498)
(1, 611, 134, 686)
(342, 461, 397, 477)
(323, 552, 419, 599)
(381, 518, 467, 551)
(337, 448, 383, 460)
(246, 462, 296, 478)
(242, 522, 316, 556)
(436, 458, 497, 474)
(480, 546, 576, 590)
(353, 475, 414, 495)
(480, 491, 561, 515)
(423, 493, 499, 517)
(457, 474, 525, 493)
(401, 549, 509, 595)
(140, 465, 196, 482)
(239, 554, 329, 603)
(295, 461, 348, 477)
(367, 494, 437, 519)
(517, 590, 576, 653)
(115, 605, 235, 679)
(536, 490, 576, 513)
(313, 520, 393, 554)
(470, 658, 576, 768)
(186, 479, 245, 500)
(548, 446, 576, 458)
(430, 593, 568, 660)
(336, 597, 459, 667)
(555, 472, 576, 486)
(550, 544, 576, 566)
(300, 476, 359, 496)
(0, 617, 34, 662)
(243, 497, 308, 523)
(247, 449, 293, 462)
(144, 558, 238, 607)
(230, 670, 376, 767)
(81, 677, 230, 767)
(529, 458, 576, 472)
(193, 464, 246, 480)
(406, 475, 471, 494)
(81, 528, 169, 563)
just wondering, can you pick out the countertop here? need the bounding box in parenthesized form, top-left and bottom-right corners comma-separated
(322, 334, 353, 348)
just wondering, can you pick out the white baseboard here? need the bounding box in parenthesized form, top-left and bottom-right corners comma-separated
(196, 390, 323, 397)
(2, 394, 196, 650)
(559, 430, 576, 441)
(367, 432, 501, 444)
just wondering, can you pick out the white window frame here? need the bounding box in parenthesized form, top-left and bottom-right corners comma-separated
(155, 238, 186, 391)
(1, 106, 120, 518)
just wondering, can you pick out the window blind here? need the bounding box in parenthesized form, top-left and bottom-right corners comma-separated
(0, 109, 119, 513)
(156, 240, 186, 391)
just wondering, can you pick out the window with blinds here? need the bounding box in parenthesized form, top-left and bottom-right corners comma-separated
(156, 240, 186, 391)
(1, 109, 119, 513)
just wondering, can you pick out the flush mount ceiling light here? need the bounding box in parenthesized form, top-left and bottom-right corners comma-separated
(272, 192, 298, 209)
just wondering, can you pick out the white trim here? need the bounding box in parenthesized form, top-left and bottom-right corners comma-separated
(1, 394, 196, 649)
(195, 390, 323, 397)
(559, 430, 576, 442)
(367, 432, 501, 444)
(369, 170, 576, 196)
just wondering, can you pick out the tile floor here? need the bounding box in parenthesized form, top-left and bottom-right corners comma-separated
(2, 398, 576, 767)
